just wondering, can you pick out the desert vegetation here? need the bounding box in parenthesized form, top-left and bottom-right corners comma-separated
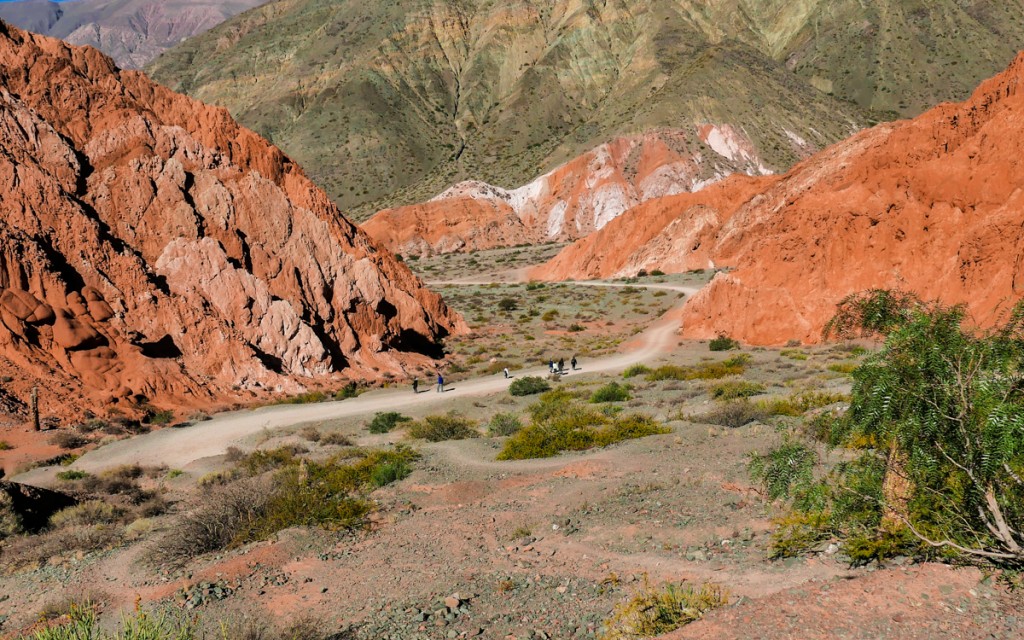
(497, 389, 669, 460)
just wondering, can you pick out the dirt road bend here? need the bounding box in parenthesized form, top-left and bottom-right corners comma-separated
(15, 282, 698, 482)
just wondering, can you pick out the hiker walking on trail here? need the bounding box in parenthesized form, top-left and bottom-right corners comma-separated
(503, 367, 510, 379)
(558, 357, 565, 373)
(436, 372, 444, 393)
(571, 356, 578, 370)
(412, 379, 419, 394)
(549, 359, 555, 373)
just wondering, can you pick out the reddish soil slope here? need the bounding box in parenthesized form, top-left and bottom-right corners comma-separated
(535, 54, 1024, 345)
(0, 21, 464, 422)
(363, 127, 779, 257)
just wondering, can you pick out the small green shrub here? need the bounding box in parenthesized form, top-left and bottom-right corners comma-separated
(334, 382, 360, 400)
(509, 376, 551, 396)
(368, 411, 412, 434)
(145, 409, 175, 426)
(56, 470, 90, 481)
(622, 364, 651, 379)
(601, 580, 727, 640)
(650, 269, 665, 276)
(780, 349, 808, 361)
(488, 412, 524, 436)
(369, 459, 412, 488)
(710, 381, 766, 400)
(407, 414, 479, 441)
(498, 297, 519, 312)
(709, 334, 740, 351)
(0, 440, 12, 451)
(590, 382, 631, 403)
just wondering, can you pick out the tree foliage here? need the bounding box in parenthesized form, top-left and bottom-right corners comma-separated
(829, 291, 1024, 565)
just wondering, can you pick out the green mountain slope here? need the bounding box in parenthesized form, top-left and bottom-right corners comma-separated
(148, 0, 1024, 217)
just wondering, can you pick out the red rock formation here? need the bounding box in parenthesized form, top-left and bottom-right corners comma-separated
(534, 53, 1024, 345)
(0, 21, 465, 422)
(363, 128, 779, 257)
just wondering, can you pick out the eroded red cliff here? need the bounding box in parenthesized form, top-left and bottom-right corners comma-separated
(0, 22, 465, 421)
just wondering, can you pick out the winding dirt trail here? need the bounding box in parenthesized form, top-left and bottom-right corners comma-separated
(15, 282, 698, 483)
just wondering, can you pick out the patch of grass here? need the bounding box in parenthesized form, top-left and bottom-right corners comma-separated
(48, 431, 90, 450)
(710, 380, 766, 400)
(321, 432, 354, 446)
(299, 426, 322, 442)
(827, 361, 858, 374)
(155, 448, 418, 565)
(590, 382, 631, 403)
(780, 349, 809, 361)
(622, 364, 651, 379)
(695, 400, 770, 428)
(488, 412, 524, 436)
(756, 391, 849, 417)
(646, 355, 749, 382)
(367, 411, 412, 434)
(509, 376, 551, 396)
(166, 469, 184, 479)
(407, 413, 479, 441)
(19, 602, 203, 640)
(0, 440, 12, 450)
(709, 334, 740, 351)
(601, 579, 728, 640)
(274, 391, 331, 405)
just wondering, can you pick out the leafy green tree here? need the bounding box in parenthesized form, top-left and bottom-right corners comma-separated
(827, 290, 1024, 565)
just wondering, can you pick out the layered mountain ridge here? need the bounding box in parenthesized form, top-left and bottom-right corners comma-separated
(534, 52, 1024, 345)
(0, 21, 464, 421)
(149, 0, 1024, 219)
(0, 0, 267, 69)
(362, 126, 777, 256)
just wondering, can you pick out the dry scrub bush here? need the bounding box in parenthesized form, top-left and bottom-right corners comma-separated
(152, 475, 276, 566)
(407, 414, 479, 441)
(601, 580, 727, 639)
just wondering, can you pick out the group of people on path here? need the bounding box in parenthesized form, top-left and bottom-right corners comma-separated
(549, 356, 577, 374)
(412, 355, 579, 394)
(411, 372, 446, 394)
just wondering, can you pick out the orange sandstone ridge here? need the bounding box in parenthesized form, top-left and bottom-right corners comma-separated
(533, 53, 1024, 345)
(362, 127, 783, 257)
(0, 21, 465, 422)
